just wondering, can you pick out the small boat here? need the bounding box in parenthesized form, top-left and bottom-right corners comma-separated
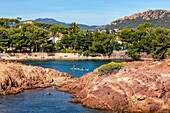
(70, 68, 89, 71)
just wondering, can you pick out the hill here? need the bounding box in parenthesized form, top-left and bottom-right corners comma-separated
(107, 9, 170, 29)
(34, 18, 97, 30)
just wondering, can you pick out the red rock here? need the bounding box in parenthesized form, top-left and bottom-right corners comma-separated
(0, 60, 71, 96)
(57, 60, 170, 112)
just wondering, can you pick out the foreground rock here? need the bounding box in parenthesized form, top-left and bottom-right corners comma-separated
(57, 60, 170, 113)
(0, 60, 71, 96)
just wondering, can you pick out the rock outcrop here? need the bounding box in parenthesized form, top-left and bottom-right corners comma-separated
(107, 9, 170, 29)
(57, 60, 170, 112)
(0, 60, 71, 96)
(111, 10, 170, 25)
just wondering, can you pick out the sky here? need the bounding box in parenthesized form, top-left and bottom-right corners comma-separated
(0, 0, 169, 25)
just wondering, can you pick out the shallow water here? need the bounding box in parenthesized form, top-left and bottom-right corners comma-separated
(0, 60, 114, 113)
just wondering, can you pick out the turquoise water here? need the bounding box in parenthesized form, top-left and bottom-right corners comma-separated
(21, 60, 112, 78)
(0, 60, 113, 113)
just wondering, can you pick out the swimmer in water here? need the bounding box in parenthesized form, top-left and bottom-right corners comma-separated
(73, 64, 76, 69)
(81, 67, 85, 70)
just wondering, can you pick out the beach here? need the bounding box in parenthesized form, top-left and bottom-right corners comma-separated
(0, 52, 132, 60)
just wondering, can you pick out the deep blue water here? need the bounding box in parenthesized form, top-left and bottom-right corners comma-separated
(0, 60, 113, 113)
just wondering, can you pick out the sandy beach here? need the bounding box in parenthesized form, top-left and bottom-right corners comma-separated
(0, 52, 126, 60)
(0, 51, 154, 61)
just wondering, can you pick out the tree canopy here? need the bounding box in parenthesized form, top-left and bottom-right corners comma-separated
(2, 18, 170, 60)
(120, 22, 170, 59)
(0, 18, 122, 55)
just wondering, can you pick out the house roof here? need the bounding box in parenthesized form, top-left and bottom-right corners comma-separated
(50, 32, 64, 37)
(23, 20, 34, 24)
(57, 33, 64, 37)
(115, 36, 126, 44)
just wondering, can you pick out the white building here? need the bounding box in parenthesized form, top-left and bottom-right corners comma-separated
(48, 33, 64, 43)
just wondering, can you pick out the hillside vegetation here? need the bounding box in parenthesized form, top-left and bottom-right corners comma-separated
(120, 22, 170, 59)
(0, 18, 121, 55)
(1, 17, 170, 60)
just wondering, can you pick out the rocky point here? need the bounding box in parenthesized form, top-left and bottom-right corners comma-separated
(0, 60, 71, 96)
(57, 60, 170, 113)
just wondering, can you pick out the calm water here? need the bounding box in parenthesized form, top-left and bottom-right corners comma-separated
(21, 60, 112, 78)
(0, 60, 113, 113)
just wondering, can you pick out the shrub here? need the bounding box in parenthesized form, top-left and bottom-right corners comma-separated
(127, 49, 140, 60)
(97, 62, 125, 76)
(166, 48, 170, 56)
(65, 49, 77, 53)
(60, 49, 66, 53)
(83, 50, 90, 56)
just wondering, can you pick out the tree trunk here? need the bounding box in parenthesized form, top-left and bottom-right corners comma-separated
(36, 44, 38, 52)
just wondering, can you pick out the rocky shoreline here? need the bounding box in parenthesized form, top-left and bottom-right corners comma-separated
(1, 60, 170, 113)
(57, 60, 170, 113)
(0, 60, 71, 96)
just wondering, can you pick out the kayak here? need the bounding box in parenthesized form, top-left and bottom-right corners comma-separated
(70, 68, 89, 71)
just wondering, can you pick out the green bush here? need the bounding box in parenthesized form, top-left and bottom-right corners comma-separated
(166, 48, 170, 56)
(60, 49, 66, 53)
(83, 50, 90, 56)
(97, 62, 125, 76)
(64, 49, 77, 53)
(127, 49, 140, 60)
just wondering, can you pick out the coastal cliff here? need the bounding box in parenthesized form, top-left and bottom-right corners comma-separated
(57, 60, 170, 113)
(0, 60, 71, 96)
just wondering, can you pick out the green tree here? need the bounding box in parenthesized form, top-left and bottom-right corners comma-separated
(69, 22, 80, 33)
(149, 28, 170, 59)
(0, 28, 10, 52)
(120, 22, 170, 60)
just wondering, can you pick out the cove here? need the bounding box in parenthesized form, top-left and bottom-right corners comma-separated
(21, 60, 112, 78)
(0, 60, 114, 113)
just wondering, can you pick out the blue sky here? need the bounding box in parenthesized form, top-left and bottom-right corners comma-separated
(0, 0, 169, 25)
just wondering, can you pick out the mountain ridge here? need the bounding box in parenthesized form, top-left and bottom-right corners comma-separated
(34, 18, 98, 30)
(33, 9, 170, 30)
(107, 9, 170, 29)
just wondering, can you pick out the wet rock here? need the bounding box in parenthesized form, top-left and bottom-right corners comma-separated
(46, 92, 51, 95)
(70, 95, 76, 98)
